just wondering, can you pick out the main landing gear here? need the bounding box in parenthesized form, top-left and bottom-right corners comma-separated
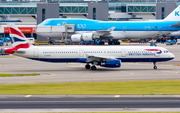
(85, 62, 97, 70)
(85, 64, 97, 70)
(99, 41, 105, 45)
(85, 64, 90, 69)
(153, 62, 157, 70)
(48, 38, 53, 45)
(108, 40, 120, 45)
(91, 66, 96, 70)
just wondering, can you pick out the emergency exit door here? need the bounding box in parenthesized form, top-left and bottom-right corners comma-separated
(79, 49, 84, 57)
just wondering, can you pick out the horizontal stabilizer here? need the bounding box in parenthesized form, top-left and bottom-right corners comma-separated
(15, 50, 26, 53)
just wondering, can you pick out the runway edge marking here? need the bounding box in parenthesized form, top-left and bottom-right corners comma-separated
(115, 95, 120, 97)
(25, 95, 32, 97)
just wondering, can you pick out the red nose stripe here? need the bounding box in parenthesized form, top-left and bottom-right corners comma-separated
(145, 49, 159, 51)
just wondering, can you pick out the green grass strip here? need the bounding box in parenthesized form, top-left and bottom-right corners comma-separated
(0, 80, 180, 95)
(0, 73, 40, 77)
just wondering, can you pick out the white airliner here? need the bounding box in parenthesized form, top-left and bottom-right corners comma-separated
(5, 23, 174, 70)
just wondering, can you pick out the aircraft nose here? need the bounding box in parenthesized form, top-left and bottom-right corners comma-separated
(169, 53, 175, 59)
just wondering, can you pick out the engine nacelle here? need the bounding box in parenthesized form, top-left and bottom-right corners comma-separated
(71, 34, 82, 42)
(100, 59, 121, 68)
(71, 33, 99, 42)
(82, 33, 94, 41)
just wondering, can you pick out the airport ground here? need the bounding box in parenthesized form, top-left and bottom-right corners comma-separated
(0, 43, 180, 112)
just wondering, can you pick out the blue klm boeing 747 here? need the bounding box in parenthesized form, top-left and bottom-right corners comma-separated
(37, 5, 180, 45)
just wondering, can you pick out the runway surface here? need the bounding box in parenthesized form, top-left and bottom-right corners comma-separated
(0, 97, 180, 109)
(0, 43, 180, 84)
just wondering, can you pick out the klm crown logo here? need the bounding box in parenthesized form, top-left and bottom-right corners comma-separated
(175, 11, 180, 16)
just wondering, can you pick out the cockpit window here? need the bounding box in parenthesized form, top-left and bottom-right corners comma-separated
(164, 50, 169, 53)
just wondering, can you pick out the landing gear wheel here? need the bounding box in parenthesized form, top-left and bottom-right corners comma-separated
(108, 41, 113, 45)
(99, 41, 104, 45)
(91, 66, 96, 70)
(115, 41, 120, 45)
(153, 62, 157, 70)
(154, 66, 157, 70)
(85, 65, 90, 69)
(48, 41, 52, 45)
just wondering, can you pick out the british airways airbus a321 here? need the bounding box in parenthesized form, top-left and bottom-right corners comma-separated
(37, 5, 180, 45)
(5, 23, 174, 70)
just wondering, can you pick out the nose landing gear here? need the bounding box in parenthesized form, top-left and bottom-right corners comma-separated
(153, 62, 157, 70)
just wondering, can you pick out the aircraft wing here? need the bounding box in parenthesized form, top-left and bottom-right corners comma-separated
(85, 54, 117, 62)
(169, 22, 180, 27)
(93, 27, 115, 36)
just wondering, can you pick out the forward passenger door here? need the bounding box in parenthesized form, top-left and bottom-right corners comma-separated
(121, 49, 126, 57)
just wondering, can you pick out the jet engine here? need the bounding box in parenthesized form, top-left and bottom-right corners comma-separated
(71, 34, 82, 42)
(82, 33, 95, 41)
(71, 33, 99, 42)
(100, 59, 121, 68)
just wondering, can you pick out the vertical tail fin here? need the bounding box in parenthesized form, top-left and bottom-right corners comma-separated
(164, 5, 180, 21)
(7, 23, 31, 48)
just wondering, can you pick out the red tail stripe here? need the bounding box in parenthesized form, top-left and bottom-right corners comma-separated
(15, 43, 30, 49)
(8, 27, 25, 38)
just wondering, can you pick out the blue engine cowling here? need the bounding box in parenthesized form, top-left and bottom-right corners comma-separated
(100, 59, 121, 68)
